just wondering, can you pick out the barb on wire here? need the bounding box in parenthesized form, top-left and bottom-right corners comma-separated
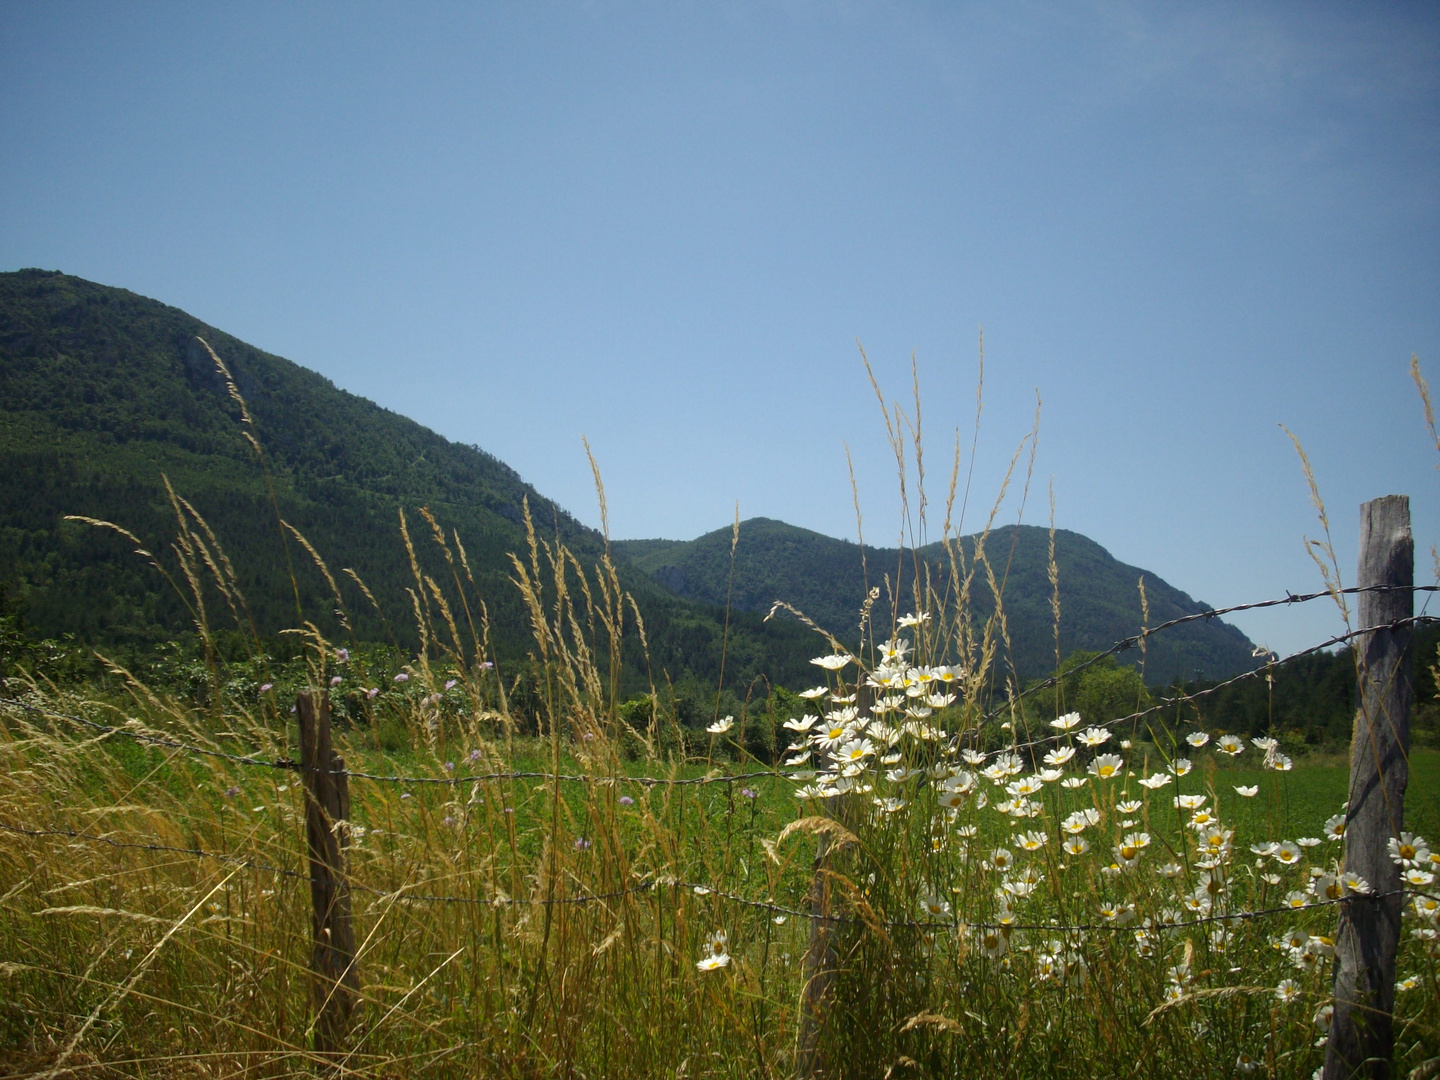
(0, 699, 786, 788)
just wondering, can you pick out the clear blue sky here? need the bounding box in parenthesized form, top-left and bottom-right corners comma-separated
(2, 1, 1436, 655)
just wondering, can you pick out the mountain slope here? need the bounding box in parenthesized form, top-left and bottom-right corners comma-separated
(614, 518, 1258, 681)
(1, 269, 1254, 690)
(0, 270, 819, 689)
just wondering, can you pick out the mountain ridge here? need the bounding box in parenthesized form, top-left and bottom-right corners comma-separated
(1, 270, 1256, 687)
(614, 516, 1258, 681)
(0, 269, 824, 692)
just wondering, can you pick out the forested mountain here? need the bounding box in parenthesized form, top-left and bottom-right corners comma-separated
(1, 270, 1256, 697)
(614, 517, 1260, 681)
(0, 270, 820, 691)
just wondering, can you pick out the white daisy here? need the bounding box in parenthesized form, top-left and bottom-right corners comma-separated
(1389, 833, 1430, 868)
(1044, 745, 1077, 767)
(1088, 754, 1123, 780)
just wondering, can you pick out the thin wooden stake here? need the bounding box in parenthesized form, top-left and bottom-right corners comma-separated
(1325, 495, 1412, 1080)
(297, 690, 359, 1060)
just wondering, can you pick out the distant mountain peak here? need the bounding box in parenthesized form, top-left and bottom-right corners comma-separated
(614, 517, 1257, 681)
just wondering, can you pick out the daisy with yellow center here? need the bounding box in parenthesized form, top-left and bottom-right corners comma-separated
(1088, 753, 1123, 780)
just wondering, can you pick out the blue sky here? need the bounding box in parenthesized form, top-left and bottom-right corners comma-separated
(2, 1, 1436, 655)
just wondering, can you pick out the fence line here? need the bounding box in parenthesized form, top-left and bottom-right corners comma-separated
(980, 582, 1438, 721)
(0, 699, 787, 788)
(1, 584, 1433, 790)
(4, 821, 1429, 935)
(6, 612, 1436, 790)
(997, 614, 1439, 755)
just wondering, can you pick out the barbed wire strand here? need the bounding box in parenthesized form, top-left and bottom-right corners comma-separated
(0, 698, 785, 787)
(997, 614, 1439, 755)
(975, 583, 1437, 720)
(1, 587, 1434, 788)
(3, 822, 1428, 934)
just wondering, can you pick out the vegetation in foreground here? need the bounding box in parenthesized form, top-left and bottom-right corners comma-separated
(0, 344, 1437, 1079)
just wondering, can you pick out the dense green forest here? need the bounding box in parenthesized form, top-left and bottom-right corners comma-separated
(1017, 626, 1440, 752)
(1169, 623, 1440, 749)
(615, 517, 1258, 681)
(0, 270, 823, 699)
(2, 269, 1269, 723)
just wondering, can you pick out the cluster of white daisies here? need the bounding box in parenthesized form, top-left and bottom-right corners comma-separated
(694, 631, 1437, 1035)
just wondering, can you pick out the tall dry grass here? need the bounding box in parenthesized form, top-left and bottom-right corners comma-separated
(0, 346, 1436, 1079)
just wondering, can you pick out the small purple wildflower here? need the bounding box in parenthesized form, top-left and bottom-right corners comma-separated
(442, 815, 456, 827)
(445, 679, 457, 690)
(336, 648, 350, 663)
(393, 672, 409, 683)
(443, 761, 455, 773)
(618, 795, 635, 807)
(480, 661, 494, 670)
(741, 788, 758, 800)
(259, 683, 273, 693)
(330, 675, 343, 686)
(224, 785, 241, 798)
(468, 749, 482, 763)
(573, 837, 591, 851)
(365, 687, 379, 700)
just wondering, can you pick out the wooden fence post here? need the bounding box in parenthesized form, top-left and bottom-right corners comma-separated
(297, 691, 359, 1061)
(1325, 495, 1412, 1080)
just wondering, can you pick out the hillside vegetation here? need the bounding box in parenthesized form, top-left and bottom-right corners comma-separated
(615, 517, 1258, 681)
(2, 270, 1256, 706)
(0, 270, 828, 696)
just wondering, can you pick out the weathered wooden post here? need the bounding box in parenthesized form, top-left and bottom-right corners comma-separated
(297, 690, 359, 1060)
(1325, 496, 1412, 1080)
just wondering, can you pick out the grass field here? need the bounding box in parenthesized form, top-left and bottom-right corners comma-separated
(2, 671, 1437, 1079)
(1, 367, 1436, 1078)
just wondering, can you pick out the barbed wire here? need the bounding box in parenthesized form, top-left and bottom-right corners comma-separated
(2, 585, 1435, 789)
(977, 583, 1437, 722)
(0, 699, 786, 788)
(995, 614, 1439, 755)
(0, 822, 655, 907)
(4, 821, 1429, 934)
